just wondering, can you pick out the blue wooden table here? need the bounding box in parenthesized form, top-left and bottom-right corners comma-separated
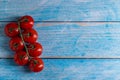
(1, 0, 120, 80)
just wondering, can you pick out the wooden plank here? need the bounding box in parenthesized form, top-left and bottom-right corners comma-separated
(0, 59, 120, 80)
(1, 22, 120, 58)
(0, 0, 120, 21)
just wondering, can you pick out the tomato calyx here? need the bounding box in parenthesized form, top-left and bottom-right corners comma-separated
(13, 43, 19, 48)
(19, 54, 27, 60)
(28, 44, 35, 50)
(8, 27, 14, 33)
(19, 55, 24, 60)
(33, 60, 39, 64)
(33, 60, 39, 66)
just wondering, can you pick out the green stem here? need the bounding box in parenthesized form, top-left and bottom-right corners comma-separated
(17, 22, 31, 60)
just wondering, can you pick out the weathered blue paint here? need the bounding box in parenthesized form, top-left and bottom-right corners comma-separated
(0, 0, 120, 21)
(1, 22, 120, 58)
(0, 59, 120, 80)
(0, 0, 120, 79)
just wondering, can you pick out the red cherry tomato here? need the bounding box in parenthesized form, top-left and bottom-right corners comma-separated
(29, 58, 44, 72)
(9, 37, 24, 51)
(27, 42, 43, 57)
(22, 29, 38, 43)
(14, 51, 29, 66)
(19, 15, 34, 29)
(4, 22, 19, 37)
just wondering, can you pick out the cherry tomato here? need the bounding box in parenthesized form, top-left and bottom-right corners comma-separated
(27, 42, 43, 57)
(19, 15, 34, 29)
(14, 51, 29, 66)
(29, 58, 44, 72)
(9, 37, 24, 51)
(22, 29, 38, 43)
(4, 22, 19, 37)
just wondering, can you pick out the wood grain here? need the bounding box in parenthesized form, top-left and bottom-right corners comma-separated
(1, 0, 120, 79)
(0, 0, 120, 21)
(0, 59, 120, 80)
(1, 22, 120, 58)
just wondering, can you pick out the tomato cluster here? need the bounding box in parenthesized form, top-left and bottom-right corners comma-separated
(4, 15, 44, 72)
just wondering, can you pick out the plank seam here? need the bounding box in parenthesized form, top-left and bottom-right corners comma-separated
(2, 21, 120, 23)
(1, 57, 120, 59)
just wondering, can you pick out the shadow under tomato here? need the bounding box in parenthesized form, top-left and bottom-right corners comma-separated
(6, 59, 32, 73)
